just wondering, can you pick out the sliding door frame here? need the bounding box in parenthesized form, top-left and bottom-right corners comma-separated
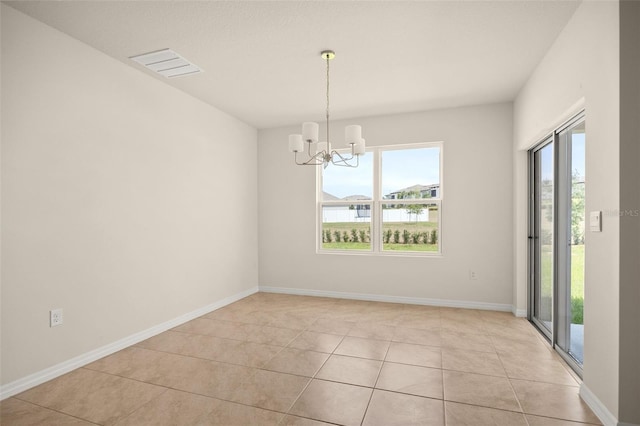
(528, 110, 585, 377)
(555, 112, 586, 376)
(529, 136, 554, 341)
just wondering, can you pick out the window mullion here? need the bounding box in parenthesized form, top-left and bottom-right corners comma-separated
(316, 163, 323, 252)
(373, 148, 382, 252)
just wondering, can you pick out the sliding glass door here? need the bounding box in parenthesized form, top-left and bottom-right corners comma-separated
(531, 139, 554, 337)
(529, 112, 585, 372)
(556, 119, 586, 366)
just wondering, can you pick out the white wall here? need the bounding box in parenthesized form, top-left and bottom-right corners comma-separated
(513, 1, 622, 422)
(1, 5, 258, 386)
(258, 103, 513, 308)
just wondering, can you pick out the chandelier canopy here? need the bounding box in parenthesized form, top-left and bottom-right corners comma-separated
(288, 50, 365, 168)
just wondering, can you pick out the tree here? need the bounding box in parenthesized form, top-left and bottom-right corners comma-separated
(571, 169, 585, 245)
(406, 204, 425, 221)
(402, 190, 424, 221)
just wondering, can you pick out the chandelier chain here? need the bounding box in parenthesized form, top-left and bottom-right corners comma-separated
(326, 55, 330, 146)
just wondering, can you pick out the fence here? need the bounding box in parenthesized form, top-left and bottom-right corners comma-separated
(322, 206, 434, 223)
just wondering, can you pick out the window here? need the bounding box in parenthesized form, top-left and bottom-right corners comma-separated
(318, 142, 442, 255)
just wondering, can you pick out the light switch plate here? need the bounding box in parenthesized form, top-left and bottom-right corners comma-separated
(590, 211, 602, 232)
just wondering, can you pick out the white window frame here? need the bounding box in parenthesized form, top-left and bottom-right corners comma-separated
(317, 141, 443, 256)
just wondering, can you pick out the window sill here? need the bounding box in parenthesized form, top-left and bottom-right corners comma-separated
(316, 249, 443, 258)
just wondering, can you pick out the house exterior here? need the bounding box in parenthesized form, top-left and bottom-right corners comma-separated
(322, 188, 437, 223)
(384, 184, 439, 200)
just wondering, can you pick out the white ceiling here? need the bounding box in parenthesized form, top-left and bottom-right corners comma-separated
(6, 1, 580, 129)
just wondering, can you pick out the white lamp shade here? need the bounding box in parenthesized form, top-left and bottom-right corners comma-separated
(316, 141, 328, 155)
(354, 138, 366, 155)
(345, 125, 362, 145)
(302, 122, 319, 143)
(288, 134, 304, 153)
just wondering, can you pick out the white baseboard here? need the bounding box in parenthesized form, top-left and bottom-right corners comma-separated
(512, 307, 527, 317)
(259, 286, 513, 313)
(579, 383, 619, 426)
(0, 286, 258, 401)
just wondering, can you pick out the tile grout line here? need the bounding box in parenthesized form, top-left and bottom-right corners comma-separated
(7, 396, 103, 425)
(109, 386, 173, 425)
(76, 348, 320, 421)
(276, 311, 329, 425)
(441, 350, 447, 426)
(437, 319, 446, 426)
(121, 342, 280, 375)
(359, 333, 395, 426)
(492, 330, 531, 423)
(443, 400, 541, 417)
(280, 310, 350, 422)
(96, 308, 343, 423)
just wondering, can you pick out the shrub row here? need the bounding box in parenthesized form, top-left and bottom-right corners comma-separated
(323, 229, 438, 245)
(383, 229, 438, 245)
(324, 229, 371, 243)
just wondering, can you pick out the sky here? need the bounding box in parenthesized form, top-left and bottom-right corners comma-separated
(540, 133, 585, 181)
(323, 147, 440, 199)
(572, 134, 585, 178)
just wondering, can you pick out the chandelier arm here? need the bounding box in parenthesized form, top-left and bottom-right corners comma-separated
(330, 159, 359, 168)
(330, 149, 355, 162)
(294, 151, 326, 166)
(295, 157, 324, 166)
(329, 150, 359, 168)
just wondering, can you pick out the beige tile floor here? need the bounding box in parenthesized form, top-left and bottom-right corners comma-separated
(1, 293, 601, 426)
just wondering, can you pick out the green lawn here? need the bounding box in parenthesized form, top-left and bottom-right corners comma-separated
(571, 244, 584, 324)
(571, 244, 584, 299)
(540, 244, 584, 324)
(382, 222, 437, 233)
(384, 243, 438, 252)
(323, 242, 438, 252)
(323, 242, 371, 250)
(322, 242, 438, 252)
(322, 222, 370, 231)
(544, 244, 584, 296)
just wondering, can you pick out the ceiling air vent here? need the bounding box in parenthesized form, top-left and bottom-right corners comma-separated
(129, 48, 202, 78)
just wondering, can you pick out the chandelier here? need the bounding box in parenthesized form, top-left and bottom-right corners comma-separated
(288, 50, 365, 168)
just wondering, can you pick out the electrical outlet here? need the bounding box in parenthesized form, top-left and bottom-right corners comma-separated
(50, 309, 63, 327)
(469, 270, 478, 280)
